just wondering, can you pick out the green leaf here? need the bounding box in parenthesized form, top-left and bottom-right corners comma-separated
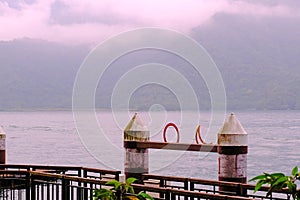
(254, 180, 266, 193)
(270, 173, 285, 177)
(292, 166, 298, 176)
(106, 180, 120, 186)
(273, 176, 287, 186)
(93, 188, 114, 200)
(106, 180, 122, 190)
(270, 173, 285, 180)
(270, 176, 288, 190)
(126, 177, 137, 185)
(138, 192, 155, 200)
(268, 173, 285, 185)
(128, 185, 135, 194)
(249, 174, 268, 182)
(287, 181, 296, 194)
(266, 176, 288, 197)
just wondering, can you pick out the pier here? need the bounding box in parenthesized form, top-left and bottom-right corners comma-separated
(0, 113, 297, 199)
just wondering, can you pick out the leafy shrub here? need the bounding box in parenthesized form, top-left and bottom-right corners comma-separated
(93, 177, 154, 200)
(250, 166, 300, 200)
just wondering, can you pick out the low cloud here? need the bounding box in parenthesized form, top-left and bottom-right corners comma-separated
(0, 0, 298, 44)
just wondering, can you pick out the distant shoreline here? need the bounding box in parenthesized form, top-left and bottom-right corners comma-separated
(0, 108, 299, 112)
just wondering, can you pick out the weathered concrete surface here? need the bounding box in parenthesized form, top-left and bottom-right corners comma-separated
(218, 113, 248, 194)
(124, 113, 149, 182)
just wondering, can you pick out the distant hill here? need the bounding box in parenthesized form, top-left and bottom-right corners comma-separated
(0, 39, 88, 110)
(0, 14, 299, 111)
(192, 14, 300, 110)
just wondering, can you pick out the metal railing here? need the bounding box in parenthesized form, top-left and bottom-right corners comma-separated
(0, 165, 296, 200)
(0, 164, 121, 200)
(142, 174, 293, 200)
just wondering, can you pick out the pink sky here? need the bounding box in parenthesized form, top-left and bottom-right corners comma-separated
(0, 0, 298, 44)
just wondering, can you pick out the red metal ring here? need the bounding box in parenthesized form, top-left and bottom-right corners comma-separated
(195, 124, 206, 144)
(163, 123, 180, 143)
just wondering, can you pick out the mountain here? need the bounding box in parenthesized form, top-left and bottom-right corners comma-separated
(0, 38, 88, 110)
(192, 14, 300, 110)
(0, 14, 299, 111)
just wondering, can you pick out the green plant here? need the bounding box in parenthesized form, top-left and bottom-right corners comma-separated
(250, 166, 300, 200)
(93, 177, 154, 200)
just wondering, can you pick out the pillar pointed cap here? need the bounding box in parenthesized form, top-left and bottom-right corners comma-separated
(219, 112, 247, 135)
(125, 113, 149, 132)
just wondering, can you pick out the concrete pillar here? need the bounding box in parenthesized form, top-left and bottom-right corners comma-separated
(0, 127, 6, 164)
(124, 113, 149, 182)
(218, 113, 248, 194)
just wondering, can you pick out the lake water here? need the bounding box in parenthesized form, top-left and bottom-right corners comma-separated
(0, 110, 299, 181)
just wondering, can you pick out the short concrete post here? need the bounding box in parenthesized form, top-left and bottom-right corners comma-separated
(124, 113, 149, 183)
(218, 113, 248, 194)
(0, 127, 6, 164)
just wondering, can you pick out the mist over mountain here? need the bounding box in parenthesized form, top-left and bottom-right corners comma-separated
(192, 14, 300, 110)
(0, 39, 88, 110)
(0, 14, 299, 111)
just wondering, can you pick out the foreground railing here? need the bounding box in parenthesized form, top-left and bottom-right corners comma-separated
(142, 174, 292, 200)
(0, 164, 295, 200)
(0, 164, 121, 200)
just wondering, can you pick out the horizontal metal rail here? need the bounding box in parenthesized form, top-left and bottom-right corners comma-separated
(0, 164, 121, 181)
(124, 141, 218, 152)
(133, 184, 256, 200)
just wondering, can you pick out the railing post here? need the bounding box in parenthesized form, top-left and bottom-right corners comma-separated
(159, 179, 165, 198)
(62, 176, 70, 200)
(124, 113, 149, 183)
(83, 169, 88, 200)
(115, 171, 120, 181)
(218, 113, 248, 195)
(77, 169, 82, 200)
(30, 174, 36, 200)
(184, 178, 189, 200)
(26, 172, 31, 200)
(0, 127, 6, 164)
(190, 181, 194, 200)
(171, 192, 176, 200)
(165, 189, 171, 200)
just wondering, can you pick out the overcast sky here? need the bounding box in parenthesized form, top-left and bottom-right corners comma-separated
(0, 0, 299, 45)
